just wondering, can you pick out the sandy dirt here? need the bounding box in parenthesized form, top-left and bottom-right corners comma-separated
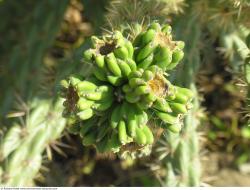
(203, 152, 250, 186)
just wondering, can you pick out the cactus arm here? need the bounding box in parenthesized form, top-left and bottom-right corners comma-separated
(0, 0, 69, 116)
(0, 99, 66, 186)
(0, 0, 70, 186)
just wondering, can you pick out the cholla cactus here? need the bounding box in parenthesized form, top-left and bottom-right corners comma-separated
(101, 0, 204, 186)
(0, 99, 66, 186)
(105, 0, 186, 36)
(60, 22, 193, 158)
(192, 0, 250, 33)
(0, 0, 69, 186)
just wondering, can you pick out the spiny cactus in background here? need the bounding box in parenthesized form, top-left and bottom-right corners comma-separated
(158, 0, 249, 185)
(0, 99, 66, 186)
(156, 0, 250, 185)
(0, 42, 96, 186)
(60, 22, 193, 158)
(193, 0, 250, 34)
(0, 0, 68, 116)
(216, 26, 250, 127)
(105, 0, 186, 33)
(0, 0, 69, 186)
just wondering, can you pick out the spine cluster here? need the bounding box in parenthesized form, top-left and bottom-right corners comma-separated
(60, 22, 193, 157)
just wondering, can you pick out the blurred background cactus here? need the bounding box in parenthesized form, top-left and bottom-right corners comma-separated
(1, 0, 250, 187)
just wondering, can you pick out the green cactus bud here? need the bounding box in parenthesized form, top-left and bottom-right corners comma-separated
(77, 108, 94, 120)
(141, 29, 156, 45)
(135, 127, 147, 145)
(118, 120, 127, 144)
(82, 133, 96, 146)
(84, 49, 94, 61)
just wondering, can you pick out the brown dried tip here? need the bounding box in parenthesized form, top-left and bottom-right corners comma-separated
(95, 152, 117, 160)
(154, 31, 176, 50)
(120, 142, 145, 153)
(96, 41, 117, 55)
(65, 85, 79, 113)
(148, 73, 169, 98)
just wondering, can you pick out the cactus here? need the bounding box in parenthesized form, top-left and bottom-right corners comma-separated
(211, 2, 250, 164)
(0, 41, 94, 186)
(0, 99, 66, 186)
(155, 0, 250, 185)
(152, 8, 202, 185)
(0, 0, 68, 116)
(1, 0, 249, 187)
(105, 0, 186, 31)
(0, 0, 69, 186)
(60, 23, 194, 158)
(102, 0, 203, 186)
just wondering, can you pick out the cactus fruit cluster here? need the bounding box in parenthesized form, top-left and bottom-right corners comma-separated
(133, 22, 184, 71)
(60, 22, 193, 156)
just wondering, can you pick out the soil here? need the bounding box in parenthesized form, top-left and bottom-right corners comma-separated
(203, 152, 250, 186)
